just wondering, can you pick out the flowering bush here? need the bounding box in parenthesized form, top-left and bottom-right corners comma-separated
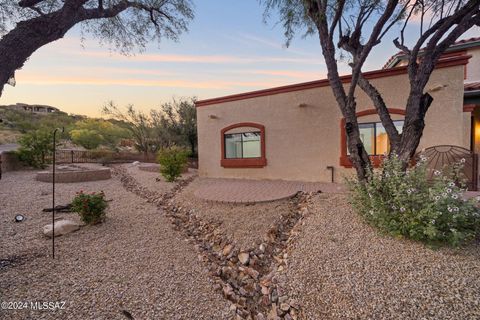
(71, 191, 108, 225)
(348, 155, 480, 247)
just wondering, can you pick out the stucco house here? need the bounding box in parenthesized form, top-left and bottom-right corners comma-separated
(0, 103, 60, 114)
(196, 37, 480, 186)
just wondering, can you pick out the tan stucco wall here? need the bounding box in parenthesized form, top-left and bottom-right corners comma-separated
(466, 47, 480, 82)
(197, 65, 467, 183)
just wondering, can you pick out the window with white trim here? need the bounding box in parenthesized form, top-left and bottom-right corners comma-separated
(224, 131, 261, 159)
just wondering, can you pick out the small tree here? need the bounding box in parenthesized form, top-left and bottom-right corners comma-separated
(102, 102, 158, 158)
(151, 97, 197, 156)
(157, 146, 188, 182)
(17, 129, 54, 168)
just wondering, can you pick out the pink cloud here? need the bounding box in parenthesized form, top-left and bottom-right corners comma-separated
(18, 74, 287, 90)
(58, 49, 324, 65)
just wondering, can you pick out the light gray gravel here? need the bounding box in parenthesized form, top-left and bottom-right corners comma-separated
(285, 193, 480, 319)
(0, 165, 230, 320)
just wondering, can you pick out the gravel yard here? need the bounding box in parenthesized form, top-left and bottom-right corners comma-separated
(0, 165, 230, 320)
(124, 164, 196, 195)
(285, 193, 480, 319)
(173, 178, 295, 250)
(3, 164, 479, 320)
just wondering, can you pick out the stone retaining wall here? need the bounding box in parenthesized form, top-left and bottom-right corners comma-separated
(36, 168, 111, 183)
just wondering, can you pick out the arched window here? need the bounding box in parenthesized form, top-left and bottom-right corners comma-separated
(340, 108, 405, 167)
(221, 122, 267, 168)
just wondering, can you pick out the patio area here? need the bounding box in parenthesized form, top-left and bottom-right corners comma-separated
(193, 177, 346, 203)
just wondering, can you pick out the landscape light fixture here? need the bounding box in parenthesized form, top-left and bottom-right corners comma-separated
(51, 127, 64, 259)
(14, 214, 25, 222)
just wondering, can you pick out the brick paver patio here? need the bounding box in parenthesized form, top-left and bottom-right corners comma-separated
(194, 178, 346, 203)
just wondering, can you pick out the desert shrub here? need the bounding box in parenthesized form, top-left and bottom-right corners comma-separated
(70, 129, 104, 149)
(157, 146, 188, 182)
(71, 191, 108, 225)
(71, 119, 131, 150)
(348, 155, 480, 247)
(17, 129, 54, 168)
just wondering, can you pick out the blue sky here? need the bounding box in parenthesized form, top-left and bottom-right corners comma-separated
(1, 0, 478, 117)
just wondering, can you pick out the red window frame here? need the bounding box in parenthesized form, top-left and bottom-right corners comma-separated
(340, 108, 406, 168)
(221, 122, 267, 168)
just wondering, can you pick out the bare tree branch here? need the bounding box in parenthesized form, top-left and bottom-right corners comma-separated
(357, 74, 400, 148)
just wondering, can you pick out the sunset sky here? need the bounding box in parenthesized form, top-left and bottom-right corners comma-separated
(1, 0, 479, 117)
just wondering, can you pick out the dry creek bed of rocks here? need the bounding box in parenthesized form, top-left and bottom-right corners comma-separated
(114, 165, 317, 320)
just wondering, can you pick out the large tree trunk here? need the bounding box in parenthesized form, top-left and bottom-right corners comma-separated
(344, 116, 372, 180)
(0, 9, 80, 96)
(396, 92, 433, 164)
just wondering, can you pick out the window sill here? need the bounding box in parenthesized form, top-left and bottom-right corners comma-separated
(221, 158, 267, 168)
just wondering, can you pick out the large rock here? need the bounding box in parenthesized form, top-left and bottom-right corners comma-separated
(43, 220, 81, 238)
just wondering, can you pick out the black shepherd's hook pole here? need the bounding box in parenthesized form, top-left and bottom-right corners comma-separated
(52, 127, 64, 259)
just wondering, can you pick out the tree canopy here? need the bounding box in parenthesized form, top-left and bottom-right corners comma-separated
(0, 0, 194, 95)
(103, 97, 197, 157)
(70, 118, 130, 149)
(151, 97, 197, 156)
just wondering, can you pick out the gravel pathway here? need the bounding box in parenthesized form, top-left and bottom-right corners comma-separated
(0, 166, 230, 319)
(173, 178, 295, 250)
(285, 193, 480, 319)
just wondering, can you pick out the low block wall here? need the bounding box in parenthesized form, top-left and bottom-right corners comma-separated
(0, 151, 23, 173)
(36, 168, 112, 183)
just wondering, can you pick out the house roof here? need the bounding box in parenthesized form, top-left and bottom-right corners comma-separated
(383, 37, 480, 69)
(196, 54, 470, 107)
(465, 81, 480, 92)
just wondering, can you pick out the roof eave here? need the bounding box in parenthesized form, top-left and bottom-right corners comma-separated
(465, 89, 480, 97)
(384, 40, 480, 69)
(196, 55, 471, 107)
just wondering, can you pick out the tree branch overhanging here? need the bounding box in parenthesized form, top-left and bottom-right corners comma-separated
(0, 0, 193, 96)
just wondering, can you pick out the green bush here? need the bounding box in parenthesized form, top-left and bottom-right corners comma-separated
(71, 191, 108, 225)
(348, 155, 480, 247)
(70, 129, 104, 149)
(17, 129, 54, 168)
(157, 146, 188, 182)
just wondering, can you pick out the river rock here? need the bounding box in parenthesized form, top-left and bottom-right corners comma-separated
(43, 220, 80, 238)
(238, 252, 250, 265)
(223, 244, 234, 256)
